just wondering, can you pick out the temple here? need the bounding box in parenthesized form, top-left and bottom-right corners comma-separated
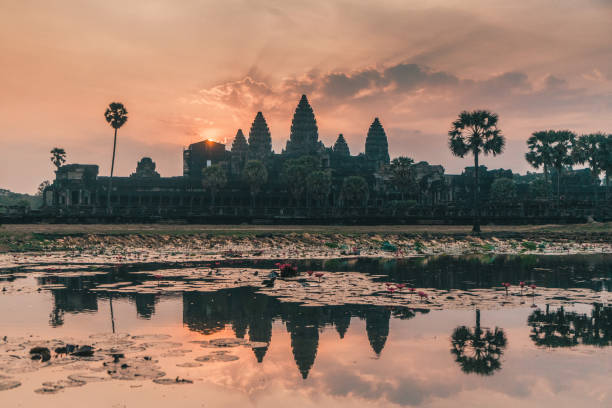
(41, 94, 607, 223)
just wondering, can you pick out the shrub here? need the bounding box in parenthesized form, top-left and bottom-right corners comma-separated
(521, 241, 538, 251)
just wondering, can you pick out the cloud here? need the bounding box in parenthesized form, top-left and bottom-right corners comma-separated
(185, 61, 611, 175)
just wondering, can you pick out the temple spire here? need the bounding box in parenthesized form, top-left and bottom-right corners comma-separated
(285, 94, 319, 156)
(231, 129, 249, 174)
(365, 117, 390, 167)
(248, 112, 272, 161)
(333, 134, 350, 156)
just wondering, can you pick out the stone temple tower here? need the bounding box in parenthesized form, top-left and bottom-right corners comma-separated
(248, 112, 272, 162)
(230, 129, 248, 174)
(285, 95, 320, 156)
(333, 134, 350, 157)
(365, 118, 390, 168)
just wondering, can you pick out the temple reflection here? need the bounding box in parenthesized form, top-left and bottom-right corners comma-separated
(39, 267, 609, 380)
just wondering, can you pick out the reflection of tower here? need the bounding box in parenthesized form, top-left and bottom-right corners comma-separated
(286, 306, 320, 379)
(230, 290, 250, 339)
(365, 307, 391, 356)
(331, 307, 351, 339)
(49, 288, 98, 327)
(183, 291, 229, 335)
(134, 293, 157, 319)
(248, 295, 273, 363)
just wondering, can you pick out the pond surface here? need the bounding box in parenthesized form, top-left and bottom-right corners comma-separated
(0, 254, 610, 407)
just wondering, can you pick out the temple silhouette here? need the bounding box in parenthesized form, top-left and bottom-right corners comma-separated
(37, 94, 608, 223)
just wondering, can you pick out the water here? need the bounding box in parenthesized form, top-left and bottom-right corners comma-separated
(1, 254, 610, 407)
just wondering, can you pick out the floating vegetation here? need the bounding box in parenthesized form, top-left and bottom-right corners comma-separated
(195, 351, 240, 363)
(0, 379, 21, 391)
(153, 377, 193, 385)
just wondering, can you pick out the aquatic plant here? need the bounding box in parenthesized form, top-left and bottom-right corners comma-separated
(279, 263, 298, 278)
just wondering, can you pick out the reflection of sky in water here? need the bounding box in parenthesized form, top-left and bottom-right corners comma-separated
(1, 278, 610, 408)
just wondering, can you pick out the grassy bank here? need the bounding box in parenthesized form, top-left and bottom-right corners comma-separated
(0, 222, 610, 252)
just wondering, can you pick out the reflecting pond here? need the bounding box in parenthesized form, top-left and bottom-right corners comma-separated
(0, 254, 610, 407)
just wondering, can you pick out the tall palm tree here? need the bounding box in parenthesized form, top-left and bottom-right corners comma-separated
(547, 130, 576, 206)
(525, 130, 554, 185)
(448, 110, 505, 234)
(104, 102, 128, 213)
(601, 134, 612, 200)
(574, 133, 606, 201)
(50, 147, 67, 169)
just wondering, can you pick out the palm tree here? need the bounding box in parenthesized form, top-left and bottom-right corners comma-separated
(341, 176, 369, 208)
(201, 165, 227, 208)
(104, 102, 128, 213)
(548, 130, 576, 206)
(525, 131, 554, 183)
(50, 147, 67, 169)
(574, 133, 606, 201)
(448, 110, 505, 234)
(388, 156, 416, 200)
(450, 309, 507, 376)
(37, 180, 51, 196)
(243, 160, 268, 207)
(602, 134, 612, 200)
(306, 170, 332, 208)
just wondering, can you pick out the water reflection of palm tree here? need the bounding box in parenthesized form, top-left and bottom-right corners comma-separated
(450, 309, 507, 376)
(528, 304, 611, 348)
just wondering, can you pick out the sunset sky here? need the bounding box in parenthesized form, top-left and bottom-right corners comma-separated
(1, 0, 611, 193)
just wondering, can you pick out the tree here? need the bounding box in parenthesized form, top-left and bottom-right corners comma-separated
(490, 178, 516, 202)
(449, 110, 505, 234)
(388, 156, 416, 200)
(528, 178, 552, 199)
(243, 160, 268, 207)
(450, 309, 507, 376)
(37, 180, 51, 196)
(282, 156, 318, 206)
(525, 131, 555, 182)
(601, 134, 612, 199)
(574, 133, 605, 201)
(341, 176, 369, 208)
(104, 102, 128, 213)
(50, 147, 66, 169)
(201, 165, 227, 207)
(306, 170, 331, 207)
(548, 130, 576, 205)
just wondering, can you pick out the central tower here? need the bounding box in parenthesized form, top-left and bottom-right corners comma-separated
(285, 95, 320, 156)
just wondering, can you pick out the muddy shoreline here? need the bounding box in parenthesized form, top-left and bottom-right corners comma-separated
(1, 223, 611, 254)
